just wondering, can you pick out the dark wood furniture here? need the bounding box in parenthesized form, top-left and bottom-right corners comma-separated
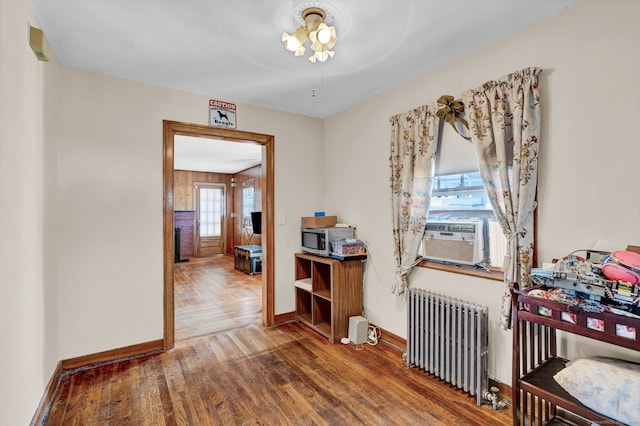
(294, 253, 363, 343)
(511, 284, 640, 425)
(174, 210, 195, 258)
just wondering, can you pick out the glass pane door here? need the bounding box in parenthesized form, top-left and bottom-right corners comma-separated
(199, 187, 222, 237)
(194, 183, 225, 257)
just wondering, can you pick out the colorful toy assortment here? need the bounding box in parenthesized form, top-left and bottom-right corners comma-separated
(530, 250, 640, 316)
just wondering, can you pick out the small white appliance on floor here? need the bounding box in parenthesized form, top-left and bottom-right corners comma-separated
(348, 316, 369, 345)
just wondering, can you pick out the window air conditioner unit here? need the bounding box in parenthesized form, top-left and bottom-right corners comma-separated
(422, 220, 485, 266)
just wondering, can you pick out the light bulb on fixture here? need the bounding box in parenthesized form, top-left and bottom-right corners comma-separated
(283, 26, 307, 56)
(316, 26, 332, 44)
(282, 7, 337, 62)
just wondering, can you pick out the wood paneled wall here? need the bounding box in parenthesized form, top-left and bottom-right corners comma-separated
(174, 167, 262, 255)
(174, 170, 232, 211)
(174, 170, 234, 254)
(234, 165, 262, 247)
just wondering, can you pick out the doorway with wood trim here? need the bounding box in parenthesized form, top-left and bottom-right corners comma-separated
(162, 120, 274, 350)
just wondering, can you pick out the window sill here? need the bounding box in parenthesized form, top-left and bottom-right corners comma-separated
(418, 259, 504, 282)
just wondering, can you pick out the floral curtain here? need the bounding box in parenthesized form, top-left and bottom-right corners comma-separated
(461, 67, 541, 329)
(389, 103, 440, 295)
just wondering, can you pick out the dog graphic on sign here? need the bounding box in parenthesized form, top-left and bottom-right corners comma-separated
(209, 99, 236, 129)
(217, 110, 230, 122)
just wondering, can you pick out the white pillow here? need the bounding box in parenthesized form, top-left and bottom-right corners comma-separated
(553, 356, 640, 424)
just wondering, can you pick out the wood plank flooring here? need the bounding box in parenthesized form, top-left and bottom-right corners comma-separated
(174, 255, 262, 341)
(45, 322, 511, 425)
(43, 256, 512, 425)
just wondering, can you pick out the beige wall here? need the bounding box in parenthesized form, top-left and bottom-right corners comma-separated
(0, 0, 60, 423)
(4, 1, 640, 422)
(324, 0, 640, 385)
(56, 68, 325, 358)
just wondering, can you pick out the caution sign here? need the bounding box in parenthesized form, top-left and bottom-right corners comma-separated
(209, 99, 236, 129)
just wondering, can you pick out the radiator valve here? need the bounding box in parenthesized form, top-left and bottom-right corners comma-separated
(483, 386, 505, 410)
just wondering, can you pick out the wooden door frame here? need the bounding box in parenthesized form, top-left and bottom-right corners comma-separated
(163, 120, 275, 349)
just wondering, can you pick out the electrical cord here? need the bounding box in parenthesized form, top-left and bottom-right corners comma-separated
(367, 325, 381, 346)
(361, 239, 420, 273)
(360, 239, 422, 295)
(346, 325, 381, 350)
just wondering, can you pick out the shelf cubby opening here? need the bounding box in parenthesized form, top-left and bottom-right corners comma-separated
(313, 295, 332, 329)
(295, 256, 312, 281)
(296, 288, 312, 325)
(312, 261, 332, 294)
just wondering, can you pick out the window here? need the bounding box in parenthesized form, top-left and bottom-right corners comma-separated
(417, 124, 507, 279)
(199, 186, 223, 237)
(424, 171, 507, 269)
(242, 180, 255, 229)
(430, 172, 490, 210)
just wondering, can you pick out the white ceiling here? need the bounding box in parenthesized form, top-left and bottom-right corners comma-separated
(174, 136, 262, 174)
(32, 0, 577, 172)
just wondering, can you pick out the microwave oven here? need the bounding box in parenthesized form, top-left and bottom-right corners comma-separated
(301, 226, 354, 257)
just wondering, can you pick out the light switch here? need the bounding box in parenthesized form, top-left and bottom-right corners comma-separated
(278, 213, 286, 225)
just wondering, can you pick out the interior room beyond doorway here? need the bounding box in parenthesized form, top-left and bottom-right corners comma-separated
(162, 120, 275, 349)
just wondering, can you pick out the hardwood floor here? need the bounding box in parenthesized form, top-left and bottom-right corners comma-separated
(43, 256, 512, 425)
(45, 322, 511, 425)
(174, 255, 262, 341)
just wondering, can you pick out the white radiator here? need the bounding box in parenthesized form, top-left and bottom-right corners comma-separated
(405, 289, 489, 405)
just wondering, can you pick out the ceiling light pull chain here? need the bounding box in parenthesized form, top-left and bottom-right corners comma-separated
(311, 71, 324, 98)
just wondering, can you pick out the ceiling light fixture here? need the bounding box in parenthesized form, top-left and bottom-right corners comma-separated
(282, 7, 337, 63)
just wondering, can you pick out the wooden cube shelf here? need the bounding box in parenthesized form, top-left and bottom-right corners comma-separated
(293, 253, 363, 343)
